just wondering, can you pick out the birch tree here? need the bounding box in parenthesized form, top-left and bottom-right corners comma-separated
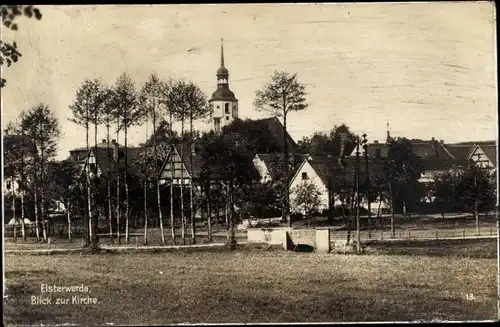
(69, 79, 103, 247)
(139, 74, 169, 244)
(254, 71, 308, 227)
(21, 104, 60, 242)
(113, 73, 141, 244)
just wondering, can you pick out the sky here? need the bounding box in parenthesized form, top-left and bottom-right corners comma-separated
(1, 2, 497, 160)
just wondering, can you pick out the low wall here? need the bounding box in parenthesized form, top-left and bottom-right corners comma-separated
(247, 228, 330, 253)
(247, 228, 290, 249)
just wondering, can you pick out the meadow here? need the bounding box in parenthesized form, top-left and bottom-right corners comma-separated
(3, 239, 498, 325)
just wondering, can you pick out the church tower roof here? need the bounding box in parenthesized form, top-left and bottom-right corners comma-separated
(217, 38, 229, 76)
(210, 38, 237, 102)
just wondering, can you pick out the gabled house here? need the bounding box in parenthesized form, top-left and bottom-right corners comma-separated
(351, 137, 471, 183)
(158, 142, 205, 188)
(468, 143, 497, 172)
(288, 156, 386, 214)
(69, 139, 125, 170)
(252, 153, 311, 184)
(80, 141, 143, 179)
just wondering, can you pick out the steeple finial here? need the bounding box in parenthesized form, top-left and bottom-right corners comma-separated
(386, 120, 391, 143)
(220, 38, 225, 68)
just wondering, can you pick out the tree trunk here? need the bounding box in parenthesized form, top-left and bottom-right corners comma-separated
(20, 133, 26, 241)
(20, 191, 26, 240)
(180, 121, 186, 244)
(86, 121, 92, 247)
(34, 161, 40, 241)
(40, 136, 47, 242)
(107, 124, 113, 244)
(474, 200, 479, 236)
(144, 180, 148, 245)
(67, 204, 72, 243)
(207, 181, 212, 242)
(389, 180, 395, 238)
(283, 113, 291, 227)
(170, 159, 175, 245)
(355, 146, 361, 254)
(377, 197, 383, 228)
(347, 169, 357, 245)
(125, 126, 129, 244)
(153, 101, 166, 245)
(91, 121, 99, 249)
(116, 126, 121, 245)
(189, 118, 196, 244)
(11, 177, 17, 240)
(228, 180, 236, 250)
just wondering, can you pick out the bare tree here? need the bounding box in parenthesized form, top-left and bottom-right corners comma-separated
(113, 73, 141, 244)
(254, 71, 308, 227)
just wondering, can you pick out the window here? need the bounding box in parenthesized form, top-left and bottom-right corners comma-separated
(216, 105, 220, 109)
(225, 103, 230, 114)
(226, 116, 229, 120)
(375, 149, 381, 158)
(214, 118, 221, 131)
(6, 181, 11, 190)
(302, 172, 308, 180)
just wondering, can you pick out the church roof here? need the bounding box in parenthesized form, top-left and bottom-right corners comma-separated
(217, 66, 229, 76)
(210, 87, 237, 102)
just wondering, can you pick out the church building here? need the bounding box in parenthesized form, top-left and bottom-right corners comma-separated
(209, 39, 239, 132)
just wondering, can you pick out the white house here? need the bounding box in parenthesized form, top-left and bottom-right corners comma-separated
(288, 157, 388, 215)
(253, 153, 312, 184)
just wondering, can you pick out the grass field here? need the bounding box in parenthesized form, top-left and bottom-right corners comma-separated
(3, 239, 498, 324)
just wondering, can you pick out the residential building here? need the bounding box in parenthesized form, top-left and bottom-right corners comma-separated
(289, 156, 386, 214)
(253, 153, 311, 184)
(468, 142, 497, 173)
(69, 139, 126, 170)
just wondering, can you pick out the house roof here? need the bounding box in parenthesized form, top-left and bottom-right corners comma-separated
(444, 144, 473, 161)
(253, 117, 298, 154)
(447, 140, 496, 147)
(70, 141, 126, 153)
(255, 153, 310, 180)
(303, 156, 384, 187)
(477, 144, 497, 166)
(83, 146, 144, 178)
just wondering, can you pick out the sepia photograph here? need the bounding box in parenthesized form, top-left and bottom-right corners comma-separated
(1, 2, 499, 325)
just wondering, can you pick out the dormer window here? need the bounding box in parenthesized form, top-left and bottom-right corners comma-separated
(225, 103, 230, 114)
(302, 172, 308, 180)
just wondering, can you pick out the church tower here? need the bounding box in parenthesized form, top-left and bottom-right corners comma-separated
(209, 38, 238, 132)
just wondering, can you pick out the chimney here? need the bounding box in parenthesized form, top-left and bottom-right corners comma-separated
(431, 137, 435, 141)
(102, 139, 106, 144)
(111, 139, 116, 145)
(373, 140, 379, 144)
(439, 140, 444, 144)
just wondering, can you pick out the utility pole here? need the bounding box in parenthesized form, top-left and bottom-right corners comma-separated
(362, 134, 370, 239)
(355, 136, 361, 255)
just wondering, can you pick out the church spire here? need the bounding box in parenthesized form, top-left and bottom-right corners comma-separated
(220, 38, 225, 68)
(216, 37, 229, 79)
